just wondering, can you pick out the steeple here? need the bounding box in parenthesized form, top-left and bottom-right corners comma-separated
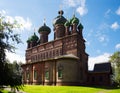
(38, 19, 51, 44)
(53, 10, 67, 39)
(26, 32, 39, 48)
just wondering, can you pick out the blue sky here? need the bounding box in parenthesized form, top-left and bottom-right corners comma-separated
(0, 0, 120, 70)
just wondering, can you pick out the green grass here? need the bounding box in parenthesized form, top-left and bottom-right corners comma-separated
(21, 85, 120, 93)
(1, 85, 120, 93)
(0, 89, 12, 93)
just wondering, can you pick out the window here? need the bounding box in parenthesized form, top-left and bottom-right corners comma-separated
(99, 76, 103, 82)
(45, 71, 49, 80)
(34, 70, 37, 80)
(58, 65, 63, 79)
(58, 69, 62, 78)
(80, 68, 83, 80)
(26, 72, 30, 80)
(22, 73, 25, 80)
(92, 77, 95, 82)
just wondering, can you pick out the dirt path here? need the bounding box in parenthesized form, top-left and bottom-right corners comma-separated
(97, 89, 111, 93)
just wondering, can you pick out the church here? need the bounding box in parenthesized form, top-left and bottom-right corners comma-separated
(21, 10, 112, 86)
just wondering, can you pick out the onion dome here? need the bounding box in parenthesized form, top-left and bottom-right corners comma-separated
(70, 15, 79, 25)
(53, 10, 67, 26)
(38, 23, 51, 34)
(64, 20, 70, 27)
(27, 37, 31, 43)
(27, 33, 39, 43)
(78, 23, 84, 30)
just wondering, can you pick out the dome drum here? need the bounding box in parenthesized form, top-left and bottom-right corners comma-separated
(54, 25, 65, 39)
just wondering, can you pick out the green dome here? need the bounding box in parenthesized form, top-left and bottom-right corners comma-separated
(53, 10, 67, 26)
(78, 23, 84, 30)
(64, 20, 70, 27)
(27, 33, 39, 43)
(38, 23, 51, 34)
(27, 37, 32, 43)
(70, 15, 79, 25)
(72, 18, 79, 25)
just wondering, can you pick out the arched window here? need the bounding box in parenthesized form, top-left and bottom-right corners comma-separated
(58, 69, 62, 78)
(26, 71, 30, 80)
(34, 69, 37, 80)
(58, 64, 63, 79)
(26, 68, 30, 80)
(45, 70, 49, 80)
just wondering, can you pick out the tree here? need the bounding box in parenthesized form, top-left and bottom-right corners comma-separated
(109, 51, 120, 86)
(0, 11, 22, 90)
(6, 60, 23, 92)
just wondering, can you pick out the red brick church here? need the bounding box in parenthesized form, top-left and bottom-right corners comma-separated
(21, 10, 112, 86)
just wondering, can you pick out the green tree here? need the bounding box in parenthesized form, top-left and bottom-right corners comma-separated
(6, 60, 23, 92)
(109, 51, 120, 86)
(0, 11, 22, 90)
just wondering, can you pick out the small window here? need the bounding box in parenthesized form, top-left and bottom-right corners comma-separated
(87, 77, 89, 82)
(58, 69, 63, 79)
(58, 65, 63, 79)
(34, 70, 37, 80)
(45, 71, 49, 80)
(27, 72, 30, 80)
(92, 77, 95, 82)
(22, 73, 25, 80)
(99, 76, 103, 82)
(80, 68, 83, 80)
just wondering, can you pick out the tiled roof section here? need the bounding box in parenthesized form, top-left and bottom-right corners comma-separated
(93, 62, 112, 73)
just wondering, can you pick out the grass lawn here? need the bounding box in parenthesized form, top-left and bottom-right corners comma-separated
(0, 89, 12, 93)
(21, 85, 120, 93)
(1, 85, 120, 93)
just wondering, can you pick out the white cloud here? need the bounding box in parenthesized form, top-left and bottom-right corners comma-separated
(111, 22, 120, 30)
(116, 6, 120, 16)
(0, 10, 32, 31)
(62, 0, 88, 16)
(76, 6, 88, 16)
(0, 10, 6, 15)
(6, 51, 25, 63)
(63, 0, 81, 7)
(88, 53, 111, 70)
(15, 16, 32, 31)
(115, 43, 120, 49)
(63, 0, 76, 7)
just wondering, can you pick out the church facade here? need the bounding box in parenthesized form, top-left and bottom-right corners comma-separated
(21, 10, 112, 86)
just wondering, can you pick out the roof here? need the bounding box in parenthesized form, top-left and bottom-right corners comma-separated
(92, 62, 112, 73)
(55, 54, 79, 60)
(38, 23, 51, 34)
(53, 10, 67, 26)
(27, 33, 39, 43)
(78, 23, 84, 30)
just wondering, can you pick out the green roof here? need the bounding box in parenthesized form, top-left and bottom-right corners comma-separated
(38, 23, 51, 34)
(70, 15, 79, 25)
(53, 10, 67, 26)
(72, 18, 79, 25)
(27, 33, 39, 43)
(78, 23, 84, 30)
(64, 20, 70, 27)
